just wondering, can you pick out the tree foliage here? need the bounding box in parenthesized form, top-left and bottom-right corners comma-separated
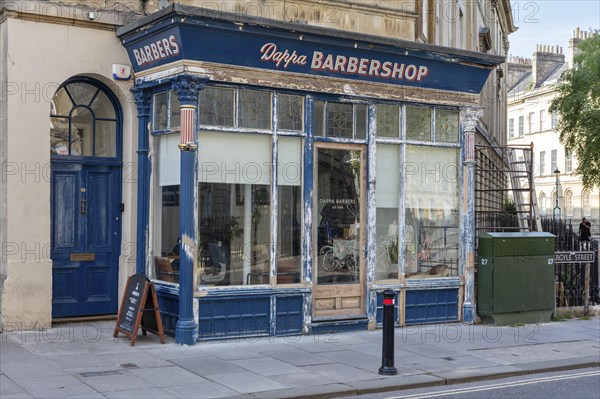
(549, 31, 600, 188)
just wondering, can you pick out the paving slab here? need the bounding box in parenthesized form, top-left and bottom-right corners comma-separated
(207, 371, 289, 394)
(299, 363, 380, 383)
(127, 365, 210, 387)
(346, 373, 446, 393)
(163, 382, 241, 399)
(76, 371, 151, 393)
(232, 357, 306, 376)
(1, 374, 28, 396)
(259, 349, 331, 366)
(269, 371, 339, 388)
(15, 375, 102, 398)
(252, 383, 355, 399)
(168, 356, 247, 377)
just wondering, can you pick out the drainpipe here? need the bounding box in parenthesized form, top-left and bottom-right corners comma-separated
(460, 107, 483, 324)
(173, 75, 205, 345)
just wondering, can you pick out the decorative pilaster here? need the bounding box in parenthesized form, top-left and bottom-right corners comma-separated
(131, 87, 152, 276)
(172, 75, 206, 345)
(460, 106, 483, 324)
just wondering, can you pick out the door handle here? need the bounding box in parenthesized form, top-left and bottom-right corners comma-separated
(80, 187, 87, 214)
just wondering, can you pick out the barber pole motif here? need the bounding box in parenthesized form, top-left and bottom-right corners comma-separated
(465, 132, 475, 162)
(179, 106, 196, 150)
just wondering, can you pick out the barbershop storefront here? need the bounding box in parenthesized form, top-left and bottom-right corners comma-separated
(118, 4, 503, 344)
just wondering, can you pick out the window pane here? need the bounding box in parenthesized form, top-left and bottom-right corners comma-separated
(376, 144, 399, 280)
(404, 146, 459, 278)
(314, 100, 325, 136)
(377, 104, 399, 138)
(70, 107, 93, 156)
(327, 102, 353, 138)
(90, 90, 116, 119)
(66, 82, 98, 106)
(198, 131, 271, 185)
(50, 116, 70, 155)
(158, 134, 181, 186)
(153, 92, 168, 131)
(278, 137, 302, 186)
(355, 104, 367, 140)
(170, 90, 181, 128)
(198, 183, 271, 286)
(238, 89, 271, 129)
(95, 120, 117, 157)
(153, 185, 180, 283)
(51, 87, 73, 117)
(278, 185, 302, 284)
(406, 107, 432, 141)
(277, 136, 302, 284)
(435, 109, 459, 143)
(199, 87, 234, 127)
(278, 94, 304, 131)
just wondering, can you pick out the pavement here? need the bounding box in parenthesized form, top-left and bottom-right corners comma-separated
(1, 317, 599, 399)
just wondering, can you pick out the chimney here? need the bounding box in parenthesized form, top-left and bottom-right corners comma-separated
(569, 27, 590, 69)
(532, 44, 565, 87)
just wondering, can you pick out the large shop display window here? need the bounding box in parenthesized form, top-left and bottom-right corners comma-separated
(374, 105, 460, 281)
(151, 86, 304, 287)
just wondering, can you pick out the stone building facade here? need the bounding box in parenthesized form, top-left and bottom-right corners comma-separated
(507, 28, 600, 229)
(1, 1, 514, 340)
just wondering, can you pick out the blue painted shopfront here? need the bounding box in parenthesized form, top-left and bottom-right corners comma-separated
(118, 4, 503, 343)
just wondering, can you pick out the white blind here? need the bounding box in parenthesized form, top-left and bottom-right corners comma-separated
(278, 137, 302, 186)
(198, 131, 271, 185)
(158, 133, 180, 186)
(376, 144, 400, 208)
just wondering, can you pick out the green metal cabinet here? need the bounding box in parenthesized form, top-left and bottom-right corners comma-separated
(477, 232, 556, 325)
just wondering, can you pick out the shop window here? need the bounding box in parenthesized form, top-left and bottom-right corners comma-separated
(375, 144, 400, 280)
(152, 90, 180, 131)
(406, 106, 432, 141)
(153, 133, 181, 283)
(50, 81, 118, 157)
(278, 94, 304, 131)
(376, 104, 400, 138)
(197, 131, 271, 286)
(277, 137, 303, 284)
(404, 145, 459, 278)
(199, 86, 235, 127)
(313, 100, 368, 139)
(238, 89, 272, 129)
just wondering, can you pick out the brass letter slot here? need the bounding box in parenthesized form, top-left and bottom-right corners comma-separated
(70, 253, 96, 262)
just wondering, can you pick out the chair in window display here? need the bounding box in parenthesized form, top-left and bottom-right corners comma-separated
(199, 241, 230, 285)
(154, 256, 180, 283)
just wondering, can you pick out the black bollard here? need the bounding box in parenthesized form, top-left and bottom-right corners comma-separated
(379, 290, 397, 375)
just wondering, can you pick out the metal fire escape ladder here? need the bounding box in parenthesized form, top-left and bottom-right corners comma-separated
(506, 145, 542, 232)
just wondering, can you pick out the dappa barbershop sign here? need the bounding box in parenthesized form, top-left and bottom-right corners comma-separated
(124, 24, 491, 93)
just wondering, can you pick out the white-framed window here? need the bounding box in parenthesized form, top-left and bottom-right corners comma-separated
(518, 116, 524, 137)
(565, 190, 573, 218)
(582, 189, 592, 217)
(565, 151, 573, 173)
(551, 111, 558, 129)
(551, 149, 558, 173)
(508, 118, 514, 138)
(539, 109, 546, 131)
(528, 112, 535, 133)
(539, 151, 546, 176)
(540, 192, 547, 217)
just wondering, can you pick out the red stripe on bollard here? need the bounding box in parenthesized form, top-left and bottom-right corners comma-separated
(383, 298, 394, 305)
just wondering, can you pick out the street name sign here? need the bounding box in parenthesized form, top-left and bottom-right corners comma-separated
(554, 251, 595, 264)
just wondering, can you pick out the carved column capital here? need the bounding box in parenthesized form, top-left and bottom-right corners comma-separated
(131, 87, 151, 116)
(460, 107, 484, 133)
(172, 75, 207, 106)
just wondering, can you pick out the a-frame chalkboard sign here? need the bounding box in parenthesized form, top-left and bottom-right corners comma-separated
(113, 273, 165, 346)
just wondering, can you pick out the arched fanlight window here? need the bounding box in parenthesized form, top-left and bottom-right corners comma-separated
(50, 80, 119, 157)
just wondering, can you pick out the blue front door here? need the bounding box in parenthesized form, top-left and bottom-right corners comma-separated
(51, 162, 122, 317)
(49, 78, 123, 318)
